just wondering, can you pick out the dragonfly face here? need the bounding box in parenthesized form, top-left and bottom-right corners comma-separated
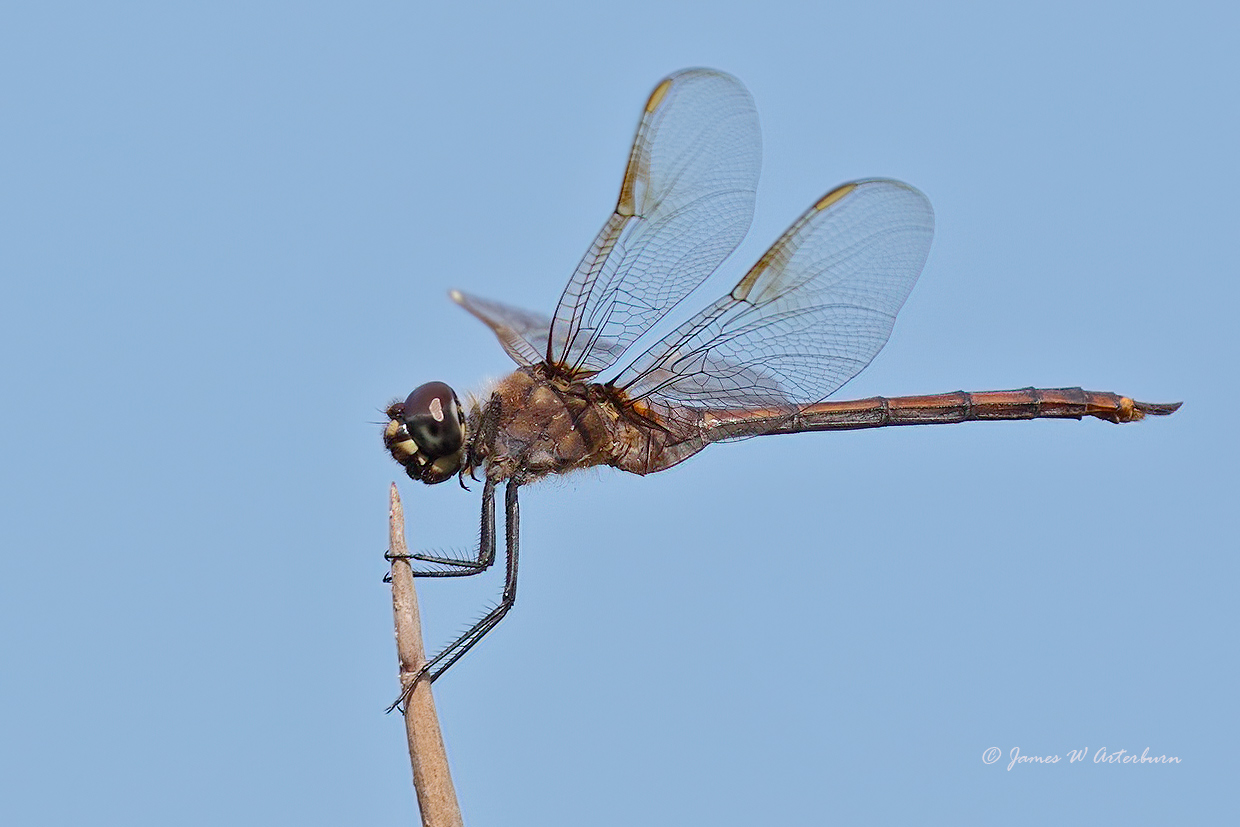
(383, 381, 466, 485)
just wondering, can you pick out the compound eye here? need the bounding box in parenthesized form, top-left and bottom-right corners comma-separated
(402, 381, 463, 459)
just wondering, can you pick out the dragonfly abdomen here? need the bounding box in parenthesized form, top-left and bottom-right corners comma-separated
(804, 387, 1179, 431)
(703, 388, 1181, 439)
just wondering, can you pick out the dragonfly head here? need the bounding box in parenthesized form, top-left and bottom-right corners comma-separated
(384, 381, 466, 485)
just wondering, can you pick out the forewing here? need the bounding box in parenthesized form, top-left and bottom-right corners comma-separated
(548, 69, 762, 375)
(610, 179, 935, 410)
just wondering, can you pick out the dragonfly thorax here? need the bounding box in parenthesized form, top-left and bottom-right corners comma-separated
(464, 368, 639, 484)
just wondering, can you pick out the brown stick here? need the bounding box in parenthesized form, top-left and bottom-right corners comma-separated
(389, 483, 464, 827)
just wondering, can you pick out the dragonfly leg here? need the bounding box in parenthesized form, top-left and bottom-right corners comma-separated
(388, 481, 521, 711)
(383, 479, 497, 579)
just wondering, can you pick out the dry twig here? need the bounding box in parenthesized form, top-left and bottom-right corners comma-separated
(389, 483, 464, 827)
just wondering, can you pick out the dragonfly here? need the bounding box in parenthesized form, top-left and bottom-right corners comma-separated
(383, 68, 1179, 693)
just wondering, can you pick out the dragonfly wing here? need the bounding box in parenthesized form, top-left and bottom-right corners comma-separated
(609, 179, 935, 411)
(548, 68, 762, 376)
(451, 289, 630, 368)
(450, 289, 550, 367)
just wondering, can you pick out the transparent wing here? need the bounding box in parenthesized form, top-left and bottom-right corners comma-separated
(450, 290, 549, 366)
(548, 68, 762, 376)
(451, 289, 630, 368)
(609, 179, 935, 410)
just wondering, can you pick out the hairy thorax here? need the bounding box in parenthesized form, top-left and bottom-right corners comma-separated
(465, 366, 708, 483)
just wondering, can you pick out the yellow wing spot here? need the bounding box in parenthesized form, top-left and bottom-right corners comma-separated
(646, 78, 673, 113)
(815, 182, 858, 211)
(731, 260, 768, 302)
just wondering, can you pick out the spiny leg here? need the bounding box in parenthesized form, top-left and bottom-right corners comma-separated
(425, 482, 519, 679)
(384, 479, 497, 579)
(389, 481, 521, 711)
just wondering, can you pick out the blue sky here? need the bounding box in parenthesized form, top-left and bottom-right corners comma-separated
(2, 2, 1235, 824)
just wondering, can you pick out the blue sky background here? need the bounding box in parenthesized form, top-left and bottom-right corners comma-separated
(2, 2, 1235, 824)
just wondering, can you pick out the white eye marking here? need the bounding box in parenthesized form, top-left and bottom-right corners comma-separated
(429, 397, 444, 421)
